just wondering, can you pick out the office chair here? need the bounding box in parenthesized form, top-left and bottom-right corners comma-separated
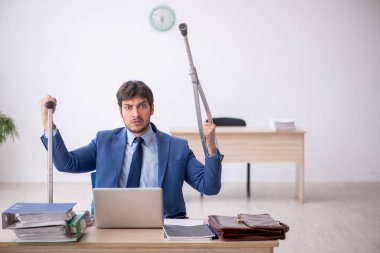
(90, 171, 96, 215)
(90, 171, 96, 189)
(210, 117, 251, 197)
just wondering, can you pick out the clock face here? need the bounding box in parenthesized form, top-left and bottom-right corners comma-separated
(150, 6, 176, 32)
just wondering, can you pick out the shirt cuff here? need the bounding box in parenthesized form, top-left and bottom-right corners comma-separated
(43, 128, 58, 138)
(206, 149, 222, 159)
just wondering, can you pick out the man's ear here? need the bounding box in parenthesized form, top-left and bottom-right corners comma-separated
(150, 104, 154, 116)
(119, 107, 123, 118)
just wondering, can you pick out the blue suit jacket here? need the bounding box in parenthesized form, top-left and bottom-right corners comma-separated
(41, 123, 222, 218)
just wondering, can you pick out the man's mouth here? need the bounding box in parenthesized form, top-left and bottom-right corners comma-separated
(131, 119, 142, 124)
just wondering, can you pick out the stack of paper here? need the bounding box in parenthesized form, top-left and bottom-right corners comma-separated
(163, 219, 215, 240)
(270, 120, 296, 131)
(2, 203, 89, 242)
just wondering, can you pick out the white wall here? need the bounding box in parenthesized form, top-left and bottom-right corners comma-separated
(1, 0, 379, 183)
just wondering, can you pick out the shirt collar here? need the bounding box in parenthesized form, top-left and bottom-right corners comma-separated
(126, 124, 154, 147)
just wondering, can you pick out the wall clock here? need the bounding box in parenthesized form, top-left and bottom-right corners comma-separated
(149, 6, 176, 32)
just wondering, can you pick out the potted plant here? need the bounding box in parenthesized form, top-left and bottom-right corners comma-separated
(0, 112, 18, 145)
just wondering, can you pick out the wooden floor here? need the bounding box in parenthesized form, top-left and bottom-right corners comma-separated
(1, 181, 379, 253)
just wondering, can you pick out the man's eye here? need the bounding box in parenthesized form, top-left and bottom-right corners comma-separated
(139, 103, 147, 109)
(124, 105, 132, 110)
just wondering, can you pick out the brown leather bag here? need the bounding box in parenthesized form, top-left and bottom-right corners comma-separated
(208, 214, 289, 241)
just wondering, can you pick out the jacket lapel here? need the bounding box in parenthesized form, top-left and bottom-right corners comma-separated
(155, 127, 169, 187)
(113, 129, 127, 185)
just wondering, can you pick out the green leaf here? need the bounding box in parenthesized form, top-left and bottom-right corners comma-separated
(0, 112, 19, 145)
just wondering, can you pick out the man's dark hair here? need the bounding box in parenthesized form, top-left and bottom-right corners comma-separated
(116, 80, 154, 108)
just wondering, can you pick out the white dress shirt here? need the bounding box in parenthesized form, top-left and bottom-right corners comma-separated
(118, 125, 159, 188)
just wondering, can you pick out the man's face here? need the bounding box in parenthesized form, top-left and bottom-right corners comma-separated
(120, 96, 154, 136)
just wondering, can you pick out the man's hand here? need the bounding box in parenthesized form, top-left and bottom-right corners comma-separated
(203, 121, 217, 156)
(39, 95, 57, 131)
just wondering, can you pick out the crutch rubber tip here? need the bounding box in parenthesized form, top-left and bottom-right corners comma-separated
(179, 23, 188, 36)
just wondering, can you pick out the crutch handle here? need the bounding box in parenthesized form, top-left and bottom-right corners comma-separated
(45, 101, 55, 109)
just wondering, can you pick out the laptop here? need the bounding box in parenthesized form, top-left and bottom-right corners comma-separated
(93, 187, 163, 228)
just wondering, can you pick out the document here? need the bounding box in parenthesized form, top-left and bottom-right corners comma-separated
(2, 202, 76, 229)
(11, 211, 88, 242)
(270, 119, 296, 131)
(2, 203, 89, 242)
(164, 218, 204, 226)
(163, 223, 215, 240)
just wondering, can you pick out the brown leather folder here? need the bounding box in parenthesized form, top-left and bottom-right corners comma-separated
(208, 214, 289, 241)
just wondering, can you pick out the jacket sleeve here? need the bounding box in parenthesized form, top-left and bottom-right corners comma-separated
(40, 130, 97, 173)
(184, 142, 222, 196)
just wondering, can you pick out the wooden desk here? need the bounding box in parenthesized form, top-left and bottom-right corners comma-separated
(0, 226, 279, 253)
(170, 127, 306, 203)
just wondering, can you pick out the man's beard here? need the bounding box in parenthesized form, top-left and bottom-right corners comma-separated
(127, 123, 150, 134)
(126, 117, 150, 134)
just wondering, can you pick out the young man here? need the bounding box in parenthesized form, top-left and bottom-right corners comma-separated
(40, 80, 222, 218)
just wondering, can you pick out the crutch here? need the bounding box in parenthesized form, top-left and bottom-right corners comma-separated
(179, 23, 223, 161)
(45, 101, 54, 203)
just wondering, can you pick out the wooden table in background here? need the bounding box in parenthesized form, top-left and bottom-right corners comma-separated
(0, 226, 279, 253)
(170, 127, 306, 203)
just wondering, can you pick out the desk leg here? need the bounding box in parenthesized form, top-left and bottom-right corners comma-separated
(296, 163, 304, 203)
(247, 163, 251, 197)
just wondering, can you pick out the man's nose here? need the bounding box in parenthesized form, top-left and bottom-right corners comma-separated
(131, 107, 140, 117)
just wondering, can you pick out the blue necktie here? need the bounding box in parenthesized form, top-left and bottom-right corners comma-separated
(126, 137, 144, 188)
